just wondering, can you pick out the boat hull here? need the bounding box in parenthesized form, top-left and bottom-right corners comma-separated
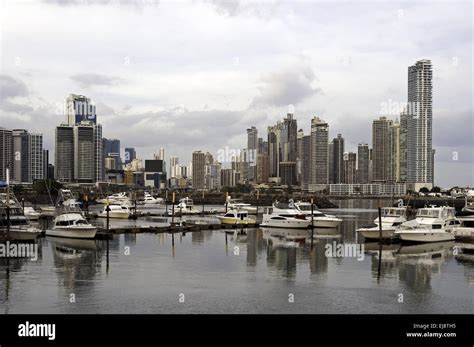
(313, 219, 341, 228)
(98, 212, 130, 219)
(8, 229, 40, 241)
(217, 216, 256, 225)
(357, 227, 397, 240)
(261, 217, 310, 229)
(395, 230, 455, 243)
(46, 226, 97, 239)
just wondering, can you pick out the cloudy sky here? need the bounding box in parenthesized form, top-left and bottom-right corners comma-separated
(0, 0, 472, 187)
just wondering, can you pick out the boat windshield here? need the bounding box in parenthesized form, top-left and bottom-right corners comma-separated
(297, 204, 313, 211)
(382, 208, 404, 217)
(417, 209, 440, 218)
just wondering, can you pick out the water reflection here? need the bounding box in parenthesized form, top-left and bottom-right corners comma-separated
(48, 236, 102, 291)
(366, 241, 456, 292)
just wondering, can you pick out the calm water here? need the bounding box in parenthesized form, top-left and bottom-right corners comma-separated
(0, 199, 472, 314)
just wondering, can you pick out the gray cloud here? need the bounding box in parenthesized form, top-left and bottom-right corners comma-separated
(251, 64, 322, 107)
(0, 75, 32, 114)
(70, 73, 123, 88)
(0, 74, 28, 101)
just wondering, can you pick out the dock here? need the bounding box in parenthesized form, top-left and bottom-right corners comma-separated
(95, 221, 260, 238)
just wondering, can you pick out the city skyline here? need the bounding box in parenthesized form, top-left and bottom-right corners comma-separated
(0, 1, 472, 187)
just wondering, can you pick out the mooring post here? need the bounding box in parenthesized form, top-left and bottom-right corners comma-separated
(256, 189, 259, 222)
(165, 190, 168, 216)
(171, 192, 175, 225)
(225, 191, 228, 213)
(310, 197, 315, 250)
(201, 190, 205, 215)
(106, 201, 110, 234)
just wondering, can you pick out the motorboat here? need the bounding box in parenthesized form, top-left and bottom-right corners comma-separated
(356, 206, 407, 240)
(58, 189, 82, 209)
(0, 192, 41, 241)
(217, 209, 256, 225)
(98, 204, 131, 219)
(293, 201, 342, 228)
(142, 192, 164, 205)
(394, 206, 456, 243)
(176, 197, 200, 215)
(97, 192, 129, 205)
(23, 206, 40, 221)
(47, 212, 97, 239)
(261, 203, 311, 229)
(446, 211, 474, 240)
(225, 197, 257, 214)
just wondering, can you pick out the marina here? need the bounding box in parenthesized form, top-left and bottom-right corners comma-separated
(0, 199, 472, 314)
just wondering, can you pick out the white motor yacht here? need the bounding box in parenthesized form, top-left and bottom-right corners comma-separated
(97, 192, 129, 205)
(225, 197, 257, 214)
(47, 212, 97, 239)
(261, 203, 311, 229)
(394, 206, 456, 243)
(294, 201, 342, 228)
(142, 192, 164, 205)
(217, 209, 256, 225)
(176, 197, 200, 215)
(0, 192, 41, 241)
(356, 206, 407, 240)
(23, 206, 40, 221)
(98, 204, 131, 219)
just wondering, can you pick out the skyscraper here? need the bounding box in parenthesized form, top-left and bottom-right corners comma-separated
(399, 111, 408, 183)
(372, 116, 392, 182)
(0, 128, 13, 182)
(332, 134, 345, 184)
(247, 126, 258, 182)
(343, 152, 357, 184)
(357, 143, 370, 184)
(56, 94, 103, 183)
(297, 129, 304, 185)
(267, 113, 298, 183)
(55, 125, 74, 182)
(256, 153, 269, 184)
(389, 120, 401, 182)
(310, 117, 329, 185)
(192, 151, 205, 190)
(407, 59, 433, 189)
(66, 94, 96, 125)
(124, 147, 136, 165)
(169, 156, 179, 178)
(103, 138, 121, 170)
(301, 135, 311, 188)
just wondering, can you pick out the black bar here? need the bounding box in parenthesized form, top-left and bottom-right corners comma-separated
(0, 314, 471, 346)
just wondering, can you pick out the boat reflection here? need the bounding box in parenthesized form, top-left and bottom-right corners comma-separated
(47, 236, 102, 290)
(261, 227, 308, 249)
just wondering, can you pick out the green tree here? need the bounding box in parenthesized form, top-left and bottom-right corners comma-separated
(431, 186, 441, 193)
(419, 187, 430, 193)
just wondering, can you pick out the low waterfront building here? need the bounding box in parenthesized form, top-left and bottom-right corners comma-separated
(329, 183, 407, 196)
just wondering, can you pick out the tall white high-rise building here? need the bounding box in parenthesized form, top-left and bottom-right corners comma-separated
(169, 156, 179, 178)
(11, 129, 44, 183)
(56, 94, 103, 183)
(407, 59, 433, 190)
(310, 117, 329, 185)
